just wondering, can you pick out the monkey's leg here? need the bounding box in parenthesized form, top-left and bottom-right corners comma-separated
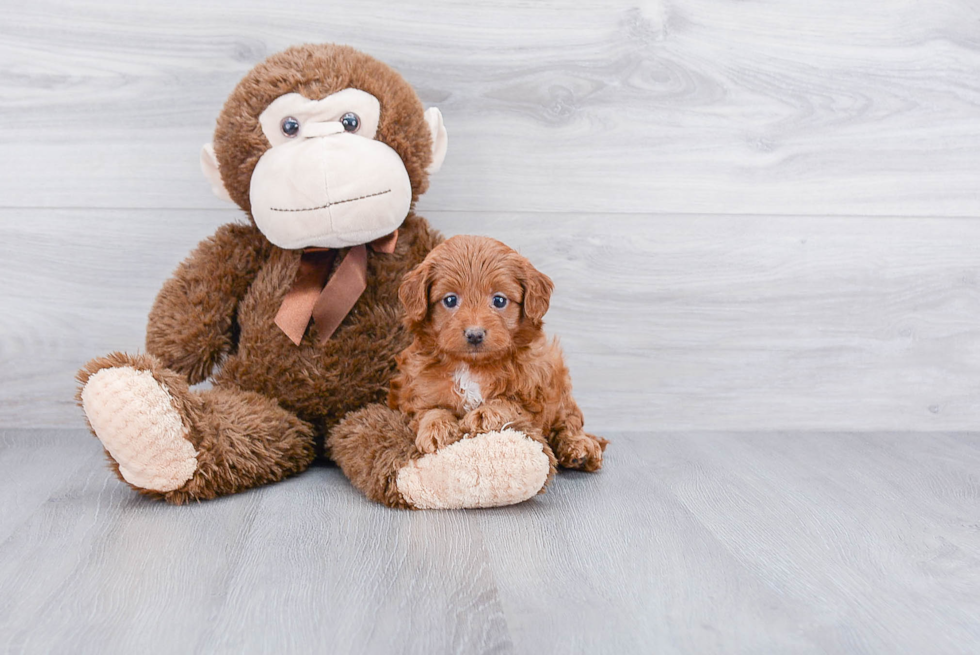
(328, 404, 556, 510)
(77, 352, 314, 503)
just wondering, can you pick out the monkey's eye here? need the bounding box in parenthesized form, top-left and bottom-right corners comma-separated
(492, 295, 508, 309)
(341, 112, 360, 132)
(442, 295, 458, 309)
(280, 116, 300, 137)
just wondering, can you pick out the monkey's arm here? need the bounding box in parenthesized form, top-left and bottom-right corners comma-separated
(146, 222, 271, 384)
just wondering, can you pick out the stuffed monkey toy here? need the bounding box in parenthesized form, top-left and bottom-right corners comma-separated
(76, 44, 555, 509)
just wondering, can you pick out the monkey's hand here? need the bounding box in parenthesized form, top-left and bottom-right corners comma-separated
(146, 223, 271, 384)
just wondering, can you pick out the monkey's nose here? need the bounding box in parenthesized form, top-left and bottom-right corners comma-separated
(464, 328, 485, 345)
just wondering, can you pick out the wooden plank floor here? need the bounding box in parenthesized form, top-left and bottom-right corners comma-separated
(1, 429, 978, 654)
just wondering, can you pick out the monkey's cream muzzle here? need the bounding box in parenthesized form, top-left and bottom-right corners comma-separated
(249, 127, 412, 250)
(201, 88, 447, 252)
(243, 90, 409, 250)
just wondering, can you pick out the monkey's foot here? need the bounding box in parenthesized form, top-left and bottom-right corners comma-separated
(80, 362, 198, 492)
(395, 429, 553, 509)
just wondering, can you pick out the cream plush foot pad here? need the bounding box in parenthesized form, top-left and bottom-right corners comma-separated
(396, 429, 551, 509)
(80, 366, 198, 492)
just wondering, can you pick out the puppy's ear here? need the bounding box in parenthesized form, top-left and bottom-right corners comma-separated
(399, 260, 432, 325)
(520, 259, 554, 324)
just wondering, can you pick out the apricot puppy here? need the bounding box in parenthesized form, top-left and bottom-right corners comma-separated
(388, 235, 608, 471)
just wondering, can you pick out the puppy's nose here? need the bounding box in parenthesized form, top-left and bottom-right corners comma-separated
(464, 328, 485, 345)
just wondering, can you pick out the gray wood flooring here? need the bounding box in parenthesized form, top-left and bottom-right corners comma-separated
(1, 429, 978, 654)
(3, 0, 980, 652)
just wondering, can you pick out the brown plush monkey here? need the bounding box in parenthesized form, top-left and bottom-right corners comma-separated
(76, 44, 554, 509)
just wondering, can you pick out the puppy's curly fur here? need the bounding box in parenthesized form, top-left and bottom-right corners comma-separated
(388, 235, 608, 471)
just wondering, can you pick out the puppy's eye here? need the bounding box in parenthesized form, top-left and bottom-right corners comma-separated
(442, 295, 458, 309)
(492, 295, 508, 309)
(280, 116, 300, 137)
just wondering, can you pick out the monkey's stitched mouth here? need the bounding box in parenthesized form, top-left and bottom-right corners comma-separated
(269, 188, 391, 213)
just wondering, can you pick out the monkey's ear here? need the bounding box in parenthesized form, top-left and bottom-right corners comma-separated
(424, 108, 448, 175)
(399, 261, 432, 325)
(200, 143, 234, 203)
(521, 261, 555, 324)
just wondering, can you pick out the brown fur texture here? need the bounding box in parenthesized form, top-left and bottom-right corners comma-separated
(328, 404, 421, 509)
(388, 235, 609, 471)
(78, 45, 444, 503)
(76, 352, 316, 504)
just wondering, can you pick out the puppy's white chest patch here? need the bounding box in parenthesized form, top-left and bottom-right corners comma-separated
(453, 364, 484, 412)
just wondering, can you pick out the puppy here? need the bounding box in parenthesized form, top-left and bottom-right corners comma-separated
(388, 234, 608, 472)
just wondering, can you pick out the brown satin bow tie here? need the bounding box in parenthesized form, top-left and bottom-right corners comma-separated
(275, 230, 398, 345)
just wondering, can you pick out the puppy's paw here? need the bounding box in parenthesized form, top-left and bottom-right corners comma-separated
(556, 432, 608, 472)
(415, 413, 463, 454)
(461, 403, 523, 435)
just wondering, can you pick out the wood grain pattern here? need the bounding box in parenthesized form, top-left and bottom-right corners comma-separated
(4, 2, 980, 652)
(4, 0, 980, 431)
(1, 429, 978, 653)
(0, 0, 978, 215)
(4, 208, 980, 431)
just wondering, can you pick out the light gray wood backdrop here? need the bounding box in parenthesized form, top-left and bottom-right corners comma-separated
(2, 0, 980, 431)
